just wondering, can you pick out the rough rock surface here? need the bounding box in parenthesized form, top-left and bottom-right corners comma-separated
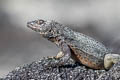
(97, 61, 120, 80)
(2, 57, 120, 80)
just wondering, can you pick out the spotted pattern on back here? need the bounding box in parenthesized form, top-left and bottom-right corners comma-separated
(62, 27, 109, 60)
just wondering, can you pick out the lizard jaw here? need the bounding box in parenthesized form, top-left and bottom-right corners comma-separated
(27, 22, 41, 32)
(27, 22, 36, 30)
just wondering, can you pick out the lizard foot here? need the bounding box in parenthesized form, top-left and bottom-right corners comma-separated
(47, 51, 64, 59)
(104, 54, 120, 70)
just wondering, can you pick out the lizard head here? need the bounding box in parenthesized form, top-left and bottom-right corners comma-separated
(27, 19, 62, 40)
(27, 19, 49, 33)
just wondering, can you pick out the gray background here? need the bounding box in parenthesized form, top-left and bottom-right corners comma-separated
(0, 0, 120, 77)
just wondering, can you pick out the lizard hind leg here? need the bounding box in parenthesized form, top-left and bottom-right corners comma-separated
(104, 54, 120, 70)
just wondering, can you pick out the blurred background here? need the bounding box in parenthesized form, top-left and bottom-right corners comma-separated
(0, 0, 120, 77)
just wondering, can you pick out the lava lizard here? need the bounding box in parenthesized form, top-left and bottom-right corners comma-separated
(27, 19, 120, 70)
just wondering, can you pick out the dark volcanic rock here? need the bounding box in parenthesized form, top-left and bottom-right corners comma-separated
(97, 61, 120, 80)
(2, 57, 120, 80)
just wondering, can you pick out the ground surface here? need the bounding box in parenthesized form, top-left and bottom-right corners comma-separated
(1, 57, 120, 80)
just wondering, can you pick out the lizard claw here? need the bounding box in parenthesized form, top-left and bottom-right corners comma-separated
(47, 56, 56, 59)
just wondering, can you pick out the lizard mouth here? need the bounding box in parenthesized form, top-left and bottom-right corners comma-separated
(27, 21, 42, 32)
(27, 22, 37, 31)
(27, 19, 45, 32)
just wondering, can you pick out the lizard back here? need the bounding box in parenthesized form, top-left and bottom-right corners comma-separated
(62, 27, 109, 60)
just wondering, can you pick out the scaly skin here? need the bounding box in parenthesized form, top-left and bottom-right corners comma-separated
(27, 19, 120, 70)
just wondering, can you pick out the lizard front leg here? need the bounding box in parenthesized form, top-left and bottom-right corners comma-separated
(46, 40, 71, 67)
(57, 41, 71, 65)
(55, 51, 64, 59)
(47, 51, 64, 59)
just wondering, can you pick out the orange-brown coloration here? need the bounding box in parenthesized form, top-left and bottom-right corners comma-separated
(70, 47, 105, 69)
(76, 53, 104, 69)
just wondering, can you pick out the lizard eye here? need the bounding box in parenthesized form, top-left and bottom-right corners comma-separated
(37, 20, 45, 25)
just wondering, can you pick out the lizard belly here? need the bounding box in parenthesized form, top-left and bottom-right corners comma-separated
(70, 48, 105, 69)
